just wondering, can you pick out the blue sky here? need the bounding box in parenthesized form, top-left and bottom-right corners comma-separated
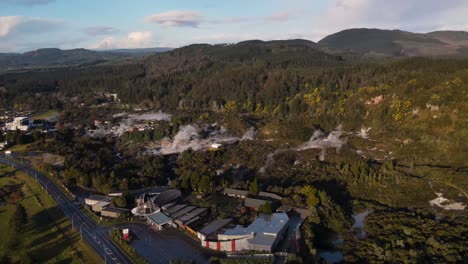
(1, 0, 467, 52)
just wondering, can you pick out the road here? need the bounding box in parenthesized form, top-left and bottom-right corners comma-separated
(0, 155, 132, 264)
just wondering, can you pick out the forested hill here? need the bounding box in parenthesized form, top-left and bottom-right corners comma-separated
(0, 48, 131, 71)
(318, 28, 468, 57)
(2, 38, 467, 168)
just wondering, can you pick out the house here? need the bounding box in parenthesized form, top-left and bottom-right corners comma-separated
(85, 195, 113, 206)
(101, 207, 129, 219)
(92, 201, 112, 212)
(223, 188, 248, 199)
(244, 198, 268, 210)
(201, 213, 289, 253)
(147, 212, 173, 230)
(259, 192, 283, 201)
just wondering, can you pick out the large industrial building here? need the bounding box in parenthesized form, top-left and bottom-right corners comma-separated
(198, 213, 289, 253)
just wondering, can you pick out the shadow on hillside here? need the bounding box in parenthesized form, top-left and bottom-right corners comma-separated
(314, 179, 354, 216)
(26, 206, 79, 262)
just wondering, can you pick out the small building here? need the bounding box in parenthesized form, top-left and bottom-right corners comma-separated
(92, 201, 112, 212)
(101, 207, 129, 219)
(259, 192, 283, 201)
(7, 117, 31, 131)
(223, 188, 248, 199)
(85, 195, 113, 206)
(209, 143, 223, 151)
(245, 198, 268, 210)
(147, 212, 173, 230)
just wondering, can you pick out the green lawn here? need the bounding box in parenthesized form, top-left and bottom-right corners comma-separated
(6, 143, 32, 152)
(30, 110, 59, 121)
(0, 169, 102, 263)
(0, 164, 15, 176)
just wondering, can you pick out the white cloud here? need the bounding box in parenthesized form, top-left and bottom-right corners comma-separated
(145, 10, 202, 28)
(0, 15, 63, 38)
(145, 10, 296, 28)
(0, 16, 24, 37)
(94, 31, 154, 49)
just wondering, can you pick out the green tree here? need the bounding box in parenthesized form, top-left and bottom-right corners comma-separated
(198, 175, 212, 194)
(260, 201, 273, 214)
(249, 177, 259, 195)
(113, 196, 127, 208)
(300, 185, 319, 208)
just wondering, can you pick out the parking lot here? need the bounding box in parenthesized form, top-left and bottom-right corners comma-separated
(120, 223, 214, 264)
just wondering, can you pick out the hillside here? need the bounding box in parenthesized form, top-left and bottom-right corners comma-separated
(0, 48, 131, 72)
(318, 28, 468, 57)
(101, 47, 173, 55)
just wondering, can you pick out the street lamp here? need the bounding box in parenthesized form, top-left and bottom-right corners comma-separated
(72, 213, 78, 230)
(45, 181, 51, 193)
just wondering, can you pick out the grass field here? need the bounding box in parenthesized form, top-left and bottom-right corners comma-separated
(0, 164, 102, 263)
(30, 110, 60, 121)
(6, 143, 32, 152)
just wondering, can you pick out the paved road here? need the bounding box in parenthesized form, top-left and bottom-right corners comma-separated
(0, 156, 131, 264)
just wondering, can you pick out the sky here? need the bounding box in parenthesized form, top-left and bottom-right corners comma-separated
(1, 0, 467, 52)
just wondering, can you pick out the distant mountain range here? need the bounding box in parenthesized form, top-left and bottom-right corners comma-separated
(99, 47, 173, 55)
(0, 47, 171, 72)
(1, 28, 467, 72)
(318, 28, 468, 57)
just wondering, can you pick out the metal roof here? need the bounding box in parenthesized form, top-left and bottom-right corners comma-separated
(93, 201, 111, 208)
(199, 219, 232, 236)
(244, 198, 268, 208)
(152, 189, 182, 207)
(171, 205, 196, 219)
(101, 207, 129, 213)
(177, 208, 208, 223)
(222, 213, 289, 247)
(147, 212, 172, 225)
(86, 195, 113, 202)
(259, 191, 283, 200)
(223, 188, 248, 196)
(164, 204, 187, 215)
